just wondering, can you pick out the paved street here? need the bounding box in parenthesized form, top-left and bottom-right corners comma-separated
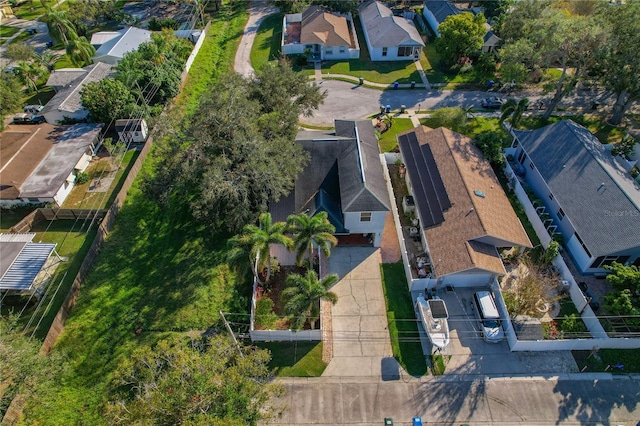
(266, 376, 640, 425)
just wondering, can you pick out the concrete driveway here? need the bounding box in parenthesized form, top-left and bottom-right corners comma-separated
(414, 287, 579, 375)
(323, 247, 401, 379)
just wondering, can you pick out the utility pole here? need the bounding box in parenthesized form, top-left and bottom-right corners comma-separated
(219, 310, 245, 359)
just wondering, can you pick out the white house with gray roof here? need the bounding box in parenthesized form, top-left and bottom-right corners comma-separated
(511, 120, 640, 274)
(41, 62, 114, 125)
(269, 119, 390, 264)
(92, 26, 152, 65)
(358, 0, 424, 61)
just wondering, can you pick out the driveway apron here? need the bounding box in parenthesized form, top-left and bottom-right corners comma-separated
(323, 247, 399, 379)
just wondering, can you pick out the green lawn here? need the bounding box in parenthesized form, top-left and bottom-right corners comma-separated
(21, 4, 254, 424)
(421, 44, 494, 86)
(250, 13, 282, 71)
(380, 262, 427, 377)
(22, 85, 55, 108)
(8, 30, 33, 45)
(420, 112, 504, 139)
(256, 341, 326, 376)
(573, 348, 640, 373)
(12, 0, 58, 20)
(518, 113, 626, 145)
(0, 206, 37, 231)
(0, 25, 20, 38)
(378, 118, 415, 152)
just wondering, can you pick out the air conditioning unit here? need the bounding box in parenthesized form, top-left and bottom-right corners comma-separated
(403, 195, 415, 214)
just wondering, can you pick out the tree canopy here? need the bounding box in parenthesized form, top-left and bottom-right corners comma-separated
(0, 74, 22, 130)
(80, 79, 140, 124)
(436, 12, 486, 67)
(104, 335, 284, 425)
(150, 60, 325, 233)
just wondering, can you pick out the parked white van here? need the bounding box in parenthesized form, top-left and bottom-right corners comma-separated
(473, 291, 504, 343)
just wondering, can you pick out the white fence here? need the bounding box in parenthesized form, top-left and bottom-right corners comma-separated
(250, 329, 322, 342)
(501, 160, 640, 350)
(179, 25, 208, 83)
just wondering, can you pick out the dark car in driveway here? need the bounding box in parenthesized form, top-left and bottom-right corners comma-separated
(13, 113, 45, 124)
(481, 97, 506, 109)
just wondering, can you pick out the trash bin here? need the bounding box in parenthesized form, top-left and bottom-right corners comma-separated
(385, 105, 391, 113)
(393, 81, 399, 89)
(380, 105, 385, 114)
(384, 418, 394, 425)
(488, 79, 494, 89)
(359, 77, 364, 85)
(400, 105, 406, 113)
(411, 81, 415, 89)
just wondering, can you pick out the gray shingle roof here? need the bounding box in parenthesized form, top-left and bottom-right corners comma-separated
(46, 68, 88, 89)
(293, 120, 390, 214)
(514, 120, 640, 256)
(423, 0, 459, 25)
(358, 0, 424, 47)
(42, 62, 114, 116)
(93, 26, 152, 62)
(19, 123, 103, 199)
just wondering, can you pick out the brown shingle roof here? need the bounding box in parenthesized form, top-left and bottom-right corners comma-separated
(301, 6, 351, 47)
(400, 126, 531, 276)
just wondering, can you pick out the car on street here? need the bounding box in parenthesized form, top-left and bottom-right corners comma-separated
(23, 105, 45, 114)
(481, 97, 506, 109)
(13, 113, 46, 124)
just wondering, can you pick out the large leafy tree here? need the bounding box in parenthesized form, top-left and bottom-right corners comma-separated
(499, 97, 529, 128)
(229, 212, 292, 283)
(594, 1, 640, 125)
(33, 49, 61, 71)
(80, 79, 138, 124)
(104, 335, 284, 425)
(436, 12, 486, 67)
(286, 211, 337, 267)
(12, 60, 44, 93)
(283, 270, 339, 330)
(65, 36, 95, 67)
(5, 43, 35, 62)
(0, 74, 22, 130)
(41, 7, 77, 45)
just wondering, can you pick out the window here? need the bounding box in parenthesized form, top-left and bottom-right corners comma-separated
(529, 161, 535, 169)
(574, 233, 591, 258)
(398, 46, 412, 57)
(512, 139, 519, 149)
(339, 46, 346, 53)
(557, 208, 565, 220)
(591, 255, 630, 269)
(360, 212, 372, 222)
(549, 193, 554, 200)
(382, 47, 387, 57)
(325, 47, 333, 55)
(517, 150, 527, 165)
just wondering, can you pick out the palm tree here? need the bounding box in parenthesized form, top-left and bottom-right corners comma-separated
(500, 98, 530, 129)
(13, 61, 44, 93)
(286, 211, 337, 268)
(229, 212, 292, 284)
(66, 36, 95, 67)
(33, 49, 61, 72)
(283, 270, 339, 330)
(42, 8, 77, 45)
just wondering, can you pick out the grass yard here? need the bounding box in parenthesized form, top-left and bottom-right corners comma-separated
(8, 29, 33, 45)
(420, 112, 504, 139)
(0, 206, 37, 231)
(381, 262, 427, 377)
(378, 117, 415, 152)
(21, 85, 55, 109)
(21, 3, 255, 424)
(421, 44, 493, 86)
(0, 25, 20, 38)
(61, 150, 138, 209)
(256, 341, 326, 377)
(519, 113, 626, 145)
(12, 0, 58, 20)
(573, 348, 640, 373)
(250, 13, 282, 71)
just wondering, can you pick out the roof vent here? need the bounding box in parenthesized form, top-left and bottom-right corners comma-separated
(474, 189, 486, 198)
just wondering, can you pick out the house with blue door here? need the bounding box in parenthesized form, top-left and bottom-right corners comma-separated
(510, 120, 640, 274)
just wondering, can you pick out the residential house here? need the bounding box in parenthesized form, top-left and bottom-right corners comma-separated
(510, 120, 640, 274)
(358, 0, 424, 61)
(41, 62, 114, 124)
(422, 0, 501, 53)
(45, 68, 88, 92)
(0, 233, 57, 298)
(92, 26, 152, 65)
(270, 120, 390, 265)
(398, 126, 531, 286)
(18, 123, 103, 206)
(90, 30, 122, 48)
(115, 119, 149, 144)
(281, 5, 359, 61)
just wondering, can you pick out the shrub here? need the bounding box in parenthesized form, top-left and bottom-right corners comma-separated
(254, 297, 278, 330)
(75, 171, 90, 184)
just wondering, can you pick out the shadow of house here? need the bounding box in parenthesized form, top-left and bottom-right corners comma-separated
(270, 120, 390, 266)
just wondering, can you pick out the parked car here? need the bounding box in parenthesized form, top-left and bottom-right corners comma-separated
(481, 97, 506, 109)
(23, 105, 45, 114)
(13, 113, 45, 124)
